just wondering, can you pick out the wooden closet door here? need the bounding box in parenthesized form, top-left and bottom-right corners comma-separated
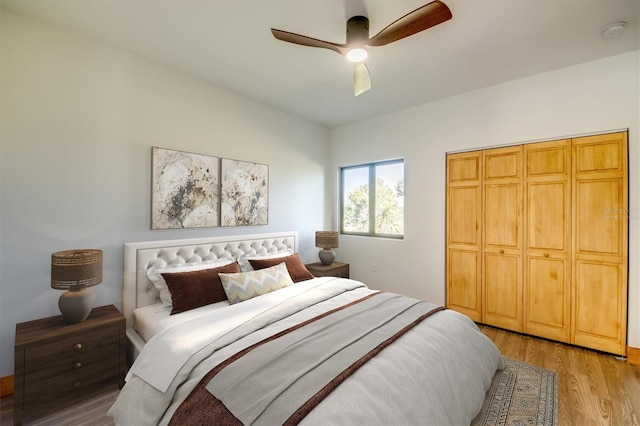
(446, 151, 482, 321)
(482, 146, 523, 331)
(572, 132, 628, 355)
(524, 140, 571, 342)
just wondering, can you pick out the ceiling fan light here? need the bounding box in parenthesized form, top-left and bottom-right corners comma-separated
(347, 48, 367, 62)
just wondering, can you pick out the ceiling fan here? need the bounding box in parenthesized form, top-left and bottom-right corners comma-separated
(271, 1, 452, 96)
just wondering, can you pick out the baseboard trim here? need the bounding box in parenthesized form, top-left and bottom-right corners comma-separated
(628, 346, 640, 365)
(0, 375, 14, 398)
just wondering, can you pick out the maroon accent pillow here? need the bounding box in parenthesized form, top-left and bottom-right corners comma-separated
(162, 262, 240, 315)
(249, 253, 314, 283)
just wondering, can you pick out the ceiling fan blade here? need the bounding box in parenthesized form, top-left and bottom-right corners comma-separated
(271, 29, 347, 55)
(367, 0, 452, 47)
(354, 62, 371, 96)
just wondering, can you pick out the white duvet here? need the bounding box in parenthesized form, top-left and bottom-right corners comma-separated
(109, 277, 503, 425)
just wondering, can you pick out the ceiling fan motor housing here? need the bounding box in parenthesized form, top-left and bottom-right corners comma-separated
(347, 16, 369, 44)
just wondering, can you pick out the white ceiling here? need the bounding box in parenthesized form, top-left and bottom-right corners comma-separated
(2, 0, 639, 128)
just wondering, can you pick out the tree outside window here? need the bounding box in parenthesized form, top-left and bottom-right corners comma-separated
(341, 159, 404, 238)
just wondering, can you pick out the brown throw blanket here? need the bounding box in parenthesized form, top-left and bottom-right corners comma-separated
(170, 292, 445, 425)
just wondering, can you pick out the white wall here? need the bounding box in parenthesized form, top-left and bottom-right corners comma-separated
(331, 51, 640, 348)
(0, 11, 331, 377)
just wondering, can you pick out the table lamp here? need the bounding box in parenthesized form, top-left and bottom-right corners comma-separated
(315, 231, 339, 265)
(51, 249, 103, 323)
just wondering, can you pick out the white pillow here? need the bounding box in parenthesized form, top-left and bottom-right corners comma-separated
(237, 249, 292, 272)
(147, 258, 235, 306)
(219, 262, 294, 304)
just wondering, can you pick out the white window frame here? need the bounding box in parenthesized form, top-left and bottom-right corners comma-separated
(339, 159, 404, 239)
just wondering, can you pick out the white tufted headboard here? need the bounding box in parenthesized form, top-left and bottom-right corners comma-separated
(122, 231, 298, 360)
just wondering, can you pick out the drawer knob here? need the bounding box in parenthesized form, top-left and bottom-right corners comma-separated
(73, 381, 81, 388)
(499, 249, 504, 254)
(74, 343, 82, 350)
(544, 252, 550, 257)
(74, 362, 82, 369)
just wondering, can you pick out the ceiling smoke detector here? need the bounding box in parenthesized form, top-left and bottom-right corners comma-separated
(601, 21, 627, 39)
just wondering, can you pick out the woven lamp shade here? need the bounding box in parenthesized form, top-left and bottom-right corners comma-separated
(315, 231, 339, 249)
(51, 249, 103, 290)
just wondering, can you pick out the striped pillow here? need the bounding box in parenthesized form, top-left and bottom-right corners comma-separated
(219, 262, 294, 304)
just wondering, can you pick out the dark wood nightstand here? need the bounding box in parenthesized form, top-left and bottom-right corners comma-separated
(306, 262, 350, 279)
(13, 305, 125, 425)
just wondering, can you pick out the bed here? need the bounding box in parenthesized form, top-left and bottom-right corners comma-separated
(109, 231, 503, 425)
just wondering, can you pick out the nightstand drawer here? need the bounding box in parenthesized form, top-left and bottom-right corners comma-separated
(332, 267, 349, 278)
(24, 325, 119, 365)
(23, 354, 119, 412)
(24, 327, 119, 378)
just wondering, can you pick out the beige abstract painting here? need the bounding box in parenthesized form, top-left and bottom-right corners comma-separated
(151, 147, 219, 229)
(220, 158, 268, 226)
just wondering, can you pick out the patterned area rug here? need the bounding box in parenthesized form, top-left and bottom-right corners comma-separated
(472, 357, 557, 426)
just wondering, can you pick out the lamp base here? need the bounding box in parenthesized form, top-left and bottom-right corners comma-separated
(319, 248, 336, 266)
(58, 287, 96, 323)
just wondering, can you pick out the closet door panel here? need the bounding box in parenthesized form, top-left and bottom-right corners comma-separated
(484, 184, 520, 248)
(527, 182, 567, 250)
(448, 186, 480, 245)
(573, 261, 624, 353)
(446, 152, 482, 321)
(483, 253, 522, 331)
(485, 150, 520, 180)
(524, 139, 571, 342)
(571, 132, 627, 355)
(449, 155, 480, 181)
(575, 179, 624, 257)
(527, 145, 566, 175)
(525, 256, 570, 340)
(482, 146, 523, 331)
(574, 140, 623, 175)
(447, 249, 481, 321)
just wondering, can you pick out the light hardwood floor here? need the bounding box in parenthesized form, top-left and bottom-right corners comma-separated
(1, 326, 639, 425)
(479, 324, 640, 426)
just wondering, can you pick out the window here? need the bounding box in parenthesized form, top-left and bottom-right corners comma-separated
(340, 159, 404, 238)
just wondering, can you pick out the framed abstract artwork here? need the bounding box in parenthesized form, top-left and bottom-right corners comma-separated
(220, 158, 269, 226)
(151, 147, 219, 229)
